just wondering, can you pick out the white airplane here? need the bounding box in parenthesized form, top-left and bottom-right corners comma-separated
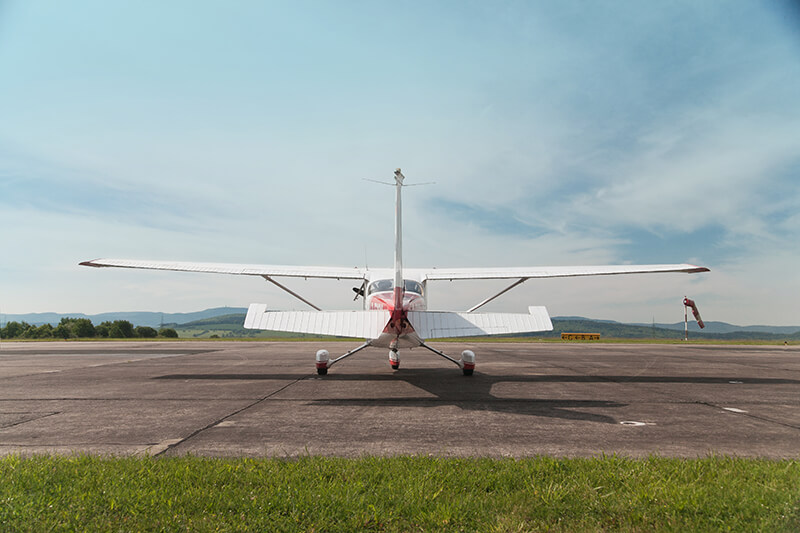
(81, 169, 709, 375)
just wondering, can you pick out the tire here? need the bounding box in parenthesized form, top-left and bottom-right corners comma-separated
(317, 367, 328, 375)
(462, 368, 474, 376)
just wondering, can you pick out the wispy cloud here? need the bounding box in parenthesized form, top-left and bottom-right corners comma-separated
(0, 144, 233, 233)
(0, 2, 797, 324)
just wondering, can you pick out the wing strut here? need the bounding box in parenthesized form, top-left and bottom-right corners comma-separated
(328, 341, 373, 367)
(466, 278, 528, 313)
(419, 341, 464, 368)
(262, 275, 321, 311)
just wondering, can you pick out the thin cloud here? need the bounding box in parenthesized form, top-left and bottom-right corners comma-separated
(0, 2, 797, 325)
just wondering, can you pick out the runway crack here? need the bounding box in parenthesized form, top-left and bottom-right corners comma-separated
(152, 374, 312, 457)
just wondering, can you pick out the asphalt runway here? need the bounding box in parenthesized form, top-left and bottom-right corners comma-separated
(1, 340, 798, 458)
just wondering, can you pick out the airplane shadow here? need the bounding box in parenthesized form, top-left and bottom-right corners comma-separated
(157, 370, 623, 422)
(155, 369, 797, 424)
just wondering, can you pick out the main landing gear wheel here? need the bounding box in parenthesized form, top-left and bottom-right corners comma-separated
(315, 349, 330, 376)
(461, 350, 475, 376)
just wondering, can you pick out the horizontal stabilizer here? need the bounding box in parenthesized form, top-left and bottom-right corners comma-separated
(408, 306, 552, 339)
(244, 304, 389, 339)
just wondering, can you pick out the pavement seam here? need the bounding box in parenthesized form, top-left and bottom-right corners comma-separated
(153, 374, 312, 457)
(697, 401, 800, 431)
(0, 411, 61, 429)
(0, 351, 215, 381)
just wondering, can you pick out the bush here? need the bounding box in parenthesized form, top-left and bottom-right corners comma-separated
(2, 318, 183, 340)
(29, 324, 54, 338)
(135, 326, 158, 338)
(108, 320, 135, 338)
(53, 323, 72, 339)
(72, 318, 96, 338)
(2, 321, 29, 339)
(158, 328, 178, 338)
(95, 323, 109, 337)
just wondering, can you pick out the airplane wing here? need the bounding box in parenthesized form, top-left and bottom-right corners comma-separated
(244, 304, 389, 338)
(418, 264, 709, 281)
(80, 259, 707, 281)
(79, 259, 367, 280)
(409, 306, 552, 339)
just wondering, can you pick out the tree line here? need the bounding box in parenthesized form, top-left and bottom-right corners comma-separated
(1, 317, 178, 340)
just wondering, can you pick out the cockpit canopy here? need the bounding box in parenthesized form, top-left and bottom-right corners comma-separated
(368, 279, 424, 296)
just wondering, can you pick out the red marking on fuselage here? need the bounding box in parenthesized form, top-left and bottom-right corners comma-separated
(371, 295, 392, 310)
(367, 288, 425, 336)
(384, 304, 411, 336)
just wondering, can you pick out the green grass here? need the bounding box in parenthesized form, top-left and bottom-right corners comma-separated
(1, 455, 798, 532)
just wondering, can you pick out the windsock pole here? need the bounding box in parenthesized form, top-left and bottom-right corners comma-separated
(684, 297, 688, 341)
(683, 297, 705, 341)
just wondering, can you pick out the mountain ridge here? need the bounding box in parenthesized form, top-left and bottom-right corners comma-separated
(1, 307, 248, 328)
(3, 308, 798, 338)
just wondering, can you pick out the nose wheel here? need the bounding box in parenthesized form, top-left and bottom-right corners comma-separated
(389, 349, 400, 370)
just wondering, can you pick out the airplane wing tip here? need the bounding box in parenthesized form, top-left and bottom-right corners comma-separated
(79, 259, 103, 268)
(687, 265, 711, 273)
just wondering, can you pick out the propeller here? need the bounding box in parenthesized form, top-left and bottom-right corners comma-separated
(353, 280, 366, 301)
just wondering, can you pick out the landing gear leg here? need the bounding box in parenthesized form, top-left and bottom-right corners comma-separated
(419, 342, 477, 376)
(315, 342, 372, 375)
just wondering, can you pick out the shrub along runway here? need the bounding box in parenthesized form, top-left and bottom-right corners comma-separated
(0, 340, 798, 458)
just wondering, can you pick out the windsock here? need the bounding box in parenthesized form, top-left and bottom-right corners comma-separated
(683, 297, 705, 329)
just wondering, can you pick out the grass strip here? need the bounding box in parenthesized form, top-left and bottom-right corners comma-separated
(1, 455, 798, 532)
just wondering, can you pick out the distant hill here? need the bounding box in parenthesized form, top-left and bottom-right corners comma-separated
(171, 313, 799, 341)
(3, 308, 798, 340)
(629, 321, 800, 335)
(2, 307, 248, 328)
(550, 318, 800, 341)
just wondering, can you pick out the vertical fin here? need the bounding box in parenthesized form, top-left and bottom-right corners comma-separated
(393, 168, 405, 310)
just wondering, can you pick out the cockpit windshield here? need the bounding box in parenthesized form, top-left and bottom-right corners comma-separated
(367, 279, 393, 294)
(404, 280, 424, 295)
(367, 279, 424, 296)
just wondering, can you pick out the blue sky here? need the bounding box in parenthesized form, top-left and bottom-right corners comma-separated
(1, 1, 798, 326)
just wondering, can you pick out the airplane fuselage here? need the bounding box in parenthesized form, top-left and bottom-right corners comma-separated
(366, 278, 426, 347)
(366, 279, 426, 312)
